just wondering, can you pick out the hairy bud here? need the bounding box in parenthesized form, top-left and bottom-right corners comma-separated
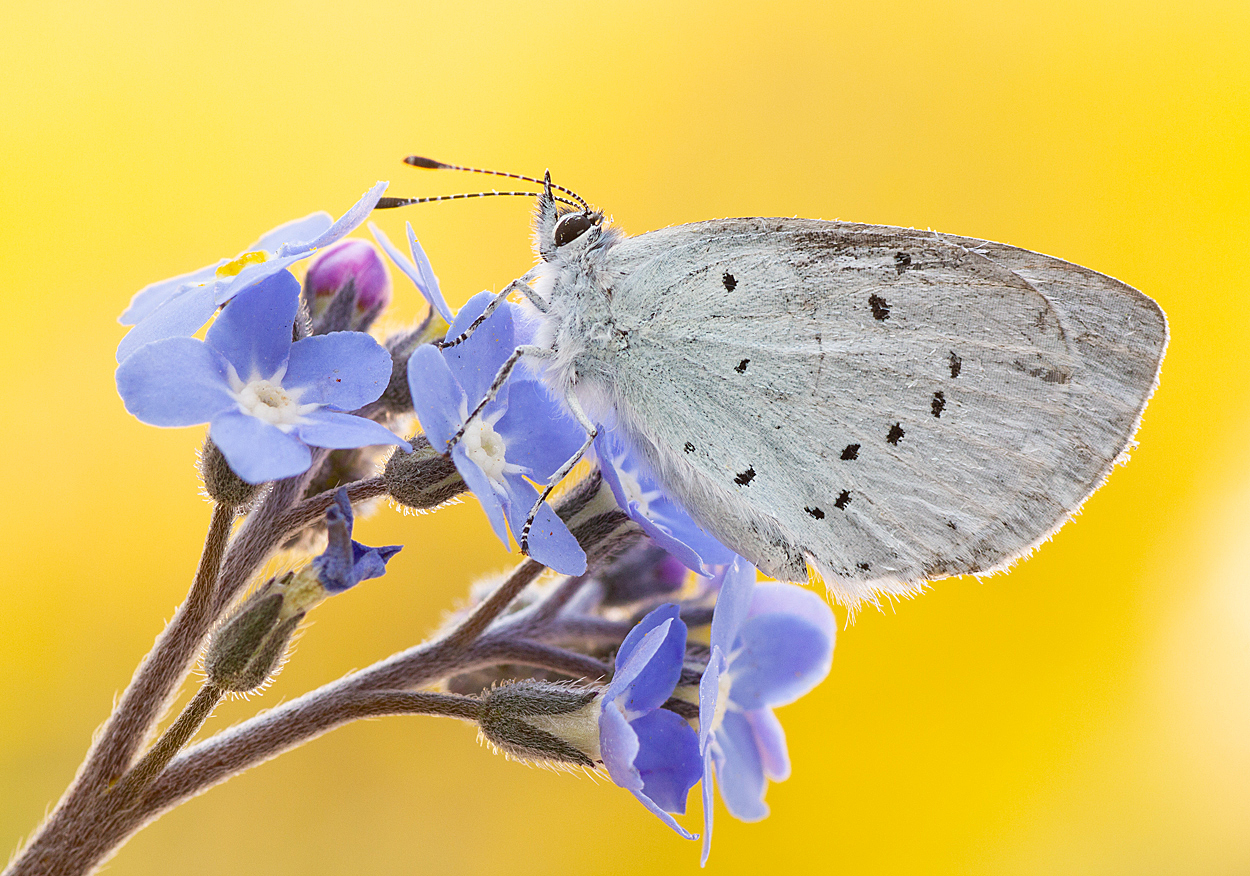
(384, 434, 465, 510)
(477, 681, 602, 768)
(199, 437, 262, 509)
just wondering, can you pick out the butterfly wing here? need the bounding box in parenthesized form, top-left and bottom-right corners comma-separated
(593, 219, 1166, 605)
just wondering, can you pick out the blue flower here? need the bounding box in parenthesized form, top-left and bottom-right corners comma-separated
(697, 559, 835, 865)
(116, 270, 410, 484)
(368, 220, 455, 323)
(599, 603, 702, 839)
(595, 430, 735, 575)
(116, 182, 388, 362)
(313, 488, 403, 593)
(407, 291, 587, 574)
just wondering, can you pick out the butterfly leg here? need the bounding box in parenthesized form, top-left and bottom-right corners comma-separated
(519, 388, 598, 555)
(437, 273, 545, 351)
(445, 344, 553, 450)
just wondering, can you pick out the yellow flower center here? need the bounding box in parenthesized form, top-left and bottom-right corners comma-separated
(216, 250, 269, 278)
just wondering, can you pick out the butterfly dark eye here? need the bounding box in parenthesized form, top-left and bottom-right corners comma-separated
(553, 212, 594, 247)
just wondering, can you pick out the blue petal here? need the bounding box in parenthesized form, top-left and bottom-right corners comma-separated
(630, 791, 698, 841)
(728, 613, 832, 710)
(747, 582, 837, 641)
(493, 379, 585, 478)
(285, 331, 393, 409)
(407, 345, 465, 451)
(631, 708, 702, 814)
(744, 709, 790, 782)
(607, 612, 677, 703)
(450, 443, 511, 548)
(209, 410, 312, 484)
(120, 262, 223, 325)
(599, 698, 641, 791)
(442, 291, 517, 404)
(116, 285, 220, 363)
(212, 253, 310, 306)
(709, 557, 757, 655)
(407, 222, 453, 322)
(252, 212, 334, 253)
(713, 710, 769, 822)
(700, 749, 716, 866)
(499, 475, 586, 575)
(405, 223, 455, 322)
(619, 612, 687, 716)
(698, 647, 726, 751)
(303, 182, 388, 252)
(594, 430, 734, 575)
(295, 410, 409, 450)
(205, 271, 299, 379)
(614, 604, 679, 683)
(349, 540, 403, 583)
(369, 221, 453, 322)
(116, 338, 234, 426)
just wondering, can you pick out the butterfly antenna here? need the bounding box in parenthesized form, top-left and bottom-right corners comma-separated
(404, 155, 591, 211)
(375, 190, 582, 210)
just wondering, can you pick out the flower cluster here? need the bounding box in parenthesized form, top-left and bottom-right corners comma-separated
(103, 193, 840, 870)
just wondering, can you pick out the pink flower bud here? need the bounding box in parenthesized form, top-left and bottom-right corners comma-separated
(305, 239, 392, 326)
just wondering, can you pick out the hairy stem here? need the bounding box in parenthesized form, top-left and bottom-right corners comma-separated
(112, 683, 225, 800)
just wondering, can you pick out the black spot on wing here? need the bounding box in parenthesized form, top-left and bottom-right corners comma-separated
(840, 443, 860, 460)
(684, 441, 695, 453)
(857, 562, 871, 572)
(805, 506, 825, 519)
(834, 490, 851, 510)
(722, 271, 737, 292)
(868, 294, 891, 321)
(735, 359, 749, 374)
(931, 391, 946, 418)
(893, 252, 911, 274)
(948, 351, 962, 378)
(735, 466, 756, 486)
(886, 423, 904, 445)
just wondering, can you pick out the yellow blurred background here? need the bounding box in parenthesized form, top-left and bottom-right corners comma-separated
(3, 1, 1248, 873)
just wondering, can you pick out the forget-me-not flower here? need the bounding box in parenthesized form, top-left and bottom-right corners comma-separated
(313, 488, 403, 594)
(595, 430, 735, 575)
(116, 182, 388, 362)
(369, 220, 454, 323)
(116, 269, 409, 484)
(407, 291, 587, 574)
(599, 603, 703, 839)
(697, 559, 835, 864)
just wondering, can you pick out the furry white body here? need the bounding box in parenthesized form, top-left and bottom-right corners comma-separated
(523, 201, 1167, 606)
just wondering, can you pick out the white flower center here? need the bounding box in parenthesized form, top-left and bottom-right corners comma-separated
(461, 413, 510, 482)
(227, 363, 319, 430)
(617, 467, 663, 517)
(710, 663, 735, 734)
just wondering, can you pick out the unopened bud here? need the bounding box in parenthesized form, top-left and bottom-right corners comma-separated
(599, 542, 689, 607)
(477, 681, 602, 768)
(304, 239, 391, 332)
(199, 437, 262, 509)
(203, 574, 312, 692)
(384, 434, 465, 510)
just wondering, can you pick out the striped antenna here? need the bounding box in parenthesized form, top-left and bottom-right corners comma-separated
(404, 155, 590, 211)
(375, 190, 582, 210)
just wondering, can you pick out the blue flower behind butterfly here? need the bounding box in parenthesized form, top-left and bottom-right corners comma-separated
(697, 558, 835, 864)
(596, 430, 735, 575)
(407, 291, 588, 574)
